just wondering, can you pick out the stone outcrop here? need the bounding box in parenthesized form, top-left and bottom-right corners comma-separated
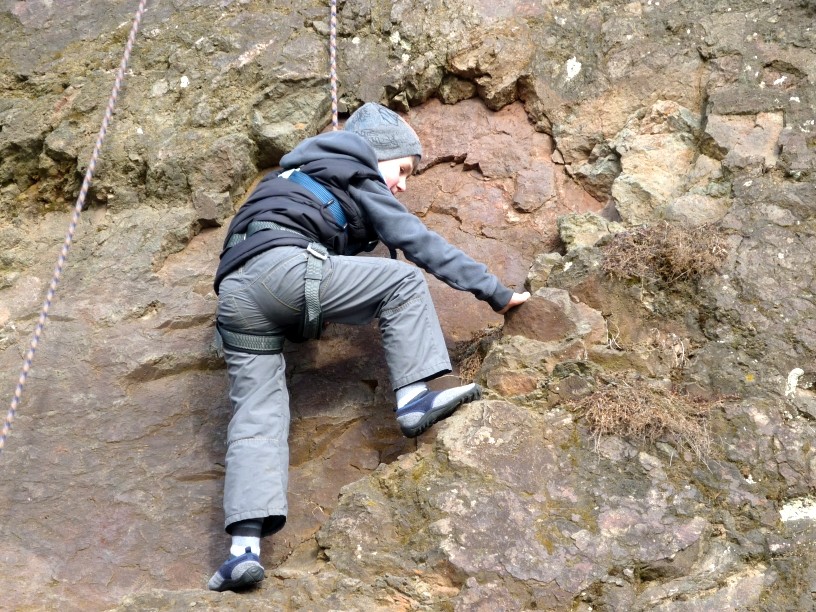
(2, 0, 816, 610)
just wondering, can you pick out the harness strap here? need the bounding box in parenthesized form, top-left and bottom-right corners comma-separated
(216, 321, 285, 355)
(285, 170, 347, 228)
(225, 168, 346, 251)
(302, 243, 328, 339)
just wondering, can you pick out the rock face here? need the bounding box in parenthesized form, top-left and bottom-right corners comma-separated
(1, 0, 816, 610)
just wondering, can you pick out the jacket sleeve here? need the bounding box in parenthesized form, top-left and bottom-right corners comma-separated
(349, 178, 514, 312)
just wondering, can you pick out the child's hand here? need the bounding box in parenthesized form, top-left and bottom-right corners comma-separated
(498, 291, 531, 315)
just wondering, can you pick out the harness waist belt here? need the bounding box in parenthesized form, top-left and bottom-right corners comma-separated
(225, 220, 304, 249)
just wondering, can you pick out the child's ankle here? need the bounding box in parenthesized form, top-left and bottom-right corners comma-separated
(395, 381, 428, 408)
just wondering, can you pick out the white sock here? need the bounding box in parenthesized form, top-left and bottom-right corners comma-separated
(230, 535, 260, 557)
(396, 381, 429, 408)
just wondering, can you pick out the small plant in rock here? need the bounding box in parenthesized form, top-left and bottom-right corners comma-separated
(601, 221, 728, 286)
(565, 376, 717, 461)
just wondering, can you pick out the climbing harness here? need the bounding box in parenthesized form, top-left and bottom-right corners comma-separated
(217, 169, 340, 351)
(0, 0, 149, 456)
(215, 238, 327, 353)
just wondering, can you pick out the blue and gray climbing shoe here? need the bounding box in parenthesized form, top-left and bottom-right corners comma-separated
(208, 547, 264, 592)
(396, 383, 482, 438)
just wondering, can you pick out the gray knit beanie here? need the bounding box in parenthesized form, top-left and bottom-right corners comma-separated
(344, 102, 422, 161)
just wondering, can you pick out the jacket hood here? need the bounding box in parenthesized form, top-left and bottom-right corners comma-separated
(280, 131, 381, 174)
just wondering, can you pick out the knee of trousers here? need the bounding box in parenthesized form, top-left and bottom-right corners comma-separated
(395, 262, 428, 291)
(381, 264, 431, 312)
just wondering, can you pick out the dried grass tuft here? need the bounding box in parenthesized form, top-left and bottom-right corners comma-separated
(566, 378, 717, 460)
(454, 325, 502, 383)
(602, 221, 728, 285)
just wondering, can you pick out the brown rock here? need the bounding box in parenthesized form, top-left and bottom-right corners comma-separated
(503, 293, 577, 342)
(488, 370, 539, 397)
(404, 100, 602, 342)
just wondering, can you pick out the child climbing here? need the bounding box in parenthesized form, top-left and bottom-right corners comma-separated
(208, 102, 530, 591)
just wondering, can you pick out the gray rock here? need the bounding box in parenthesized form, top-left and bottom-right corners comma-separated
(662, 193, 731, 227)
(557, 211, 625, 251)
(526, 251, 562, 292)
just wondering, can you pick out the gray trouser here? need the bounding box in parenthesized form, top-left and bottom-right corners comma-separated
(216, 246, 451, 534)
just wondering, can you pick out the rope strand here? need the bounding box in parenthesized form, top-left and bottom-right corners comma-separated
(0, 0, 149, 455)
(329, 0, 339, 130)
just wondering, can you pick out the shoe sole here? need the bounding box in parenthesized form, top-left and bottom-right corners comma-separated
(401, 385, 482, 438)
(209, 564, 265, 592)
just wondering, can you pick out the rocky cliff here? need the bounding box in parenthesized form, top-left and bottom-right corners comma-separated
(1, 0, 815, 610)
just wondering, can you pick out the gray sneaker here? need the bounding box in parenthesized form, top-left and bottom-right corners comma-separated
(396, 383, 482, 437)
(208, 547, 264, 592)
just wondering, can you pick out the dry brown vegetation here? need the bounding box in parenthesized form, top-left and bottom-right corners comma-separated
(454, 325, 502, 383)
(566, 377, 718, 460)
(602, 221, 728, 285)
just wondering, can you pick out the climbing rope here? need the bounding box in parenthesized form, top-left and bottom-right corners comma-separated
(0, 0, 149, 456)
(2, 0, 338, 454)
(329, 0, 339, 129)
